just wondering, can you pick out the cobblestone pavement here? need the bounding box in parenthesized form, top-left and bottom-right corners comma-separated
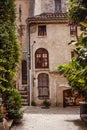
(11, 106, 87, 130)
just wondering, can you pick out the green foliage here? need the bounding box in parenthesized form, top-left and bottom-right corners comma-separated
(43, 100, 51, 107)
(0, 0, 22, 121)
(3, 88, 23, 121)
(31, 101, 37, 106)
(0, 0, 16, 23)
(57, 25, 87, 101)
(0, 22, 20, 88)
(0, 0, 20, 89)
(68, 0, 87, 24)
(63, 0, 87, 100)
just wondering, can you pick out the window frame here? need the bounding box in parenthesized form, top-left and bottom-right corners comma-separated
(70, 25, 77, 36)
(22, 60, 27, 84)
(38, 25, 47, 36)
(55, 0, 61, 13)
(35, 48, 49, 69)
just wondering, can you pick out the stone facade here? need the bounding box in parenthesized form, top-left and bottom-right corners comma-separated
(15, 0, 78, 106)
(15, 0, 29, 89)
(29, 21, 74, 106)
(29, 0, 68, 16)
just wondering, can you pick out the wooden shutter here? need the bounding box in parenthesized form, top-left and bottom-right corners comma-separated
(38, 73, 49, 99)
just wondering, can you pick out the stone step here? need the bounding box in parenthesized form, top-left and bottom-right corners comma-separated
(22, 102, 29, 106)
(19, 85, 28, 91)
(19, 89, 28, 106)
(21, 94, 28, 98)
(22, 98, 28, 102)
(20, 91, 27, 95)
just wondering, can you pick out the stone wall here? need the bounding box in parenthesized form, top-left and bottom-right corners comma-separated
(41, 0, 54, 14)
(15, 0, 29, 50)
(30, 23, 75, 106)
(30, 0, 68, 16)
(29, 0, 35, 16)
(30, 24, 74, 71)
(15, 0, 29, 88)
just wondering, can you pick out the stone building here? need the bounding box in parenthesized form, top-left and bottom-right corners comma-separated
(15, 0, 77, 106)
(14, 0, 30, 105)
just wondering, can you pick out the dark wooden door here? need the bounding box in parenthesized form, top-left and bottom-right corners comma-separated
(38, 73, 49, 99)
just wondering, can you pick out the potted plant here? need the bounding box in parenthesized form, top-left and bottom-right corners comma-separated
(2, 88, 23, 124)
(42, 99, 51, 109)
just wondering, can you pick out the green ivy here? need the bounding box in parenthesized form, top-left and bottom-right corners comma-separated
(68, 0, 87, 24)
(0, 0, 22, 121)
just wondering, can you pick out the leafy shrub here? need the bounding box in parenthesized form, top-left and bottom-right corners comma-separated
(31, 101, 36, 106)
(3, 88, 23, 122)
(43, 100, 51, 107)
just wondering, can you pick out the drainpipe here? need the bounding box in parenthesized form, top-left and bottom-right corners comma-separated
(27, 21, 31, 106)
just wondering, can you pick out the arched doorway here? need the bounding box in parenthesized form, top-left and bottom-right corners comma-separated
(38, 73, 49, 99)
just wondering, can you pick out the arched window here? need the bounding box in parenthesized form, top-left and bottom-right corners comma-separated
(38, 73, 49, 99)
(22, 60, 27, 84)
(35, 48, 49, 68)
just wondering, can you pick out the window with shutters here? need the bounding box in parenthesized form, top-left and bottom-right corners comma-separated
(22, 60, 27, 84)
(35, 48, 49, 68)
(38, 73, 49, 99)
(55, 0, 61, 12)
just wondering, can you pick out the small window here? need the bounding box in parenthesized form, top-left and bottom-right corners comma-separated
(38, 25, 46, 36)
(70, 25, 77, 36)
(35, 48, 49, 68)
(55, 0, 61, 12)
(38, 73, 49, 99)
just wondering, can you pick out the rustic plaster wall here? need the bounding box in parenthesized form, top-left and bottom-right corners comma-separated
(15, 0, 29, 88)
(31, 0, 68, 16)
(15, 0, 29, 50)
(30, 23, 75, 105)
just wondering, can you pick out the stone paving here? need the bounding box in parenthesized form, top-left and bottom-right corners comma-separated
(11, 106, 87, 130)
